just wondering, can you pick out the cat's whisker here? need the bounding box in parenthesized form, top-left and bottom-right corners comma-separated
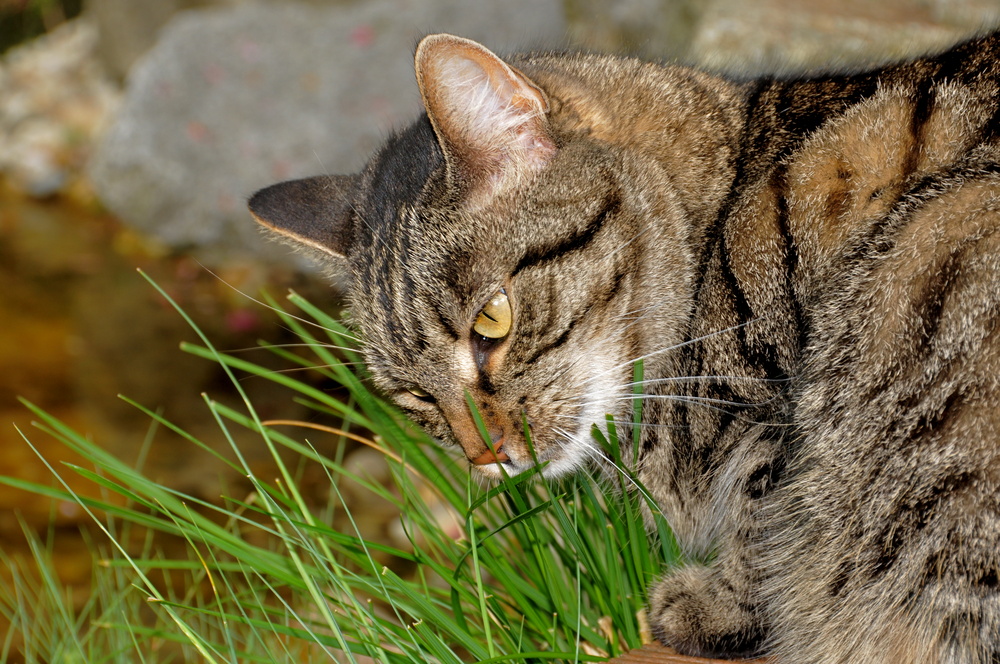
(546, 405, 709, 430)
(599, 373, 795, 414)
(615, 392, 784, 409)
(344, 193, 398, 258)
(613, 294, 687, 332)
(194, 261, 361, 342)
(614, 297, 671, 320)
(551, 424, 670, 520)
(551, 384, 784, 422)
(226, 342, 364, 356)
(605, 226, 653, 260)
(312, 151, 332, 179)
(238, 363, 367, 381)
(553, 407, 788, 430)
(620, 375, 794, 389)
(581, 318, 766, 386)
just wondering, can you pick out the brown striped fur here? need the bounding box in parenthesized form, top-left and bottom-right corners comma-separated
(249, 31, 1000, 663)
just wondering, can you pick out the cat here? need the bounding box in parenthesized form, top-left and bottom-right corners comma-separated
(248, 30, 1000, 664)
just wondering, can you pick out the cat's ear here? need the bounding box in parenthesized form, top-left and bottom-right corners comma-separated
(415, 34, 556, 202)
(248, 175, 358, 258)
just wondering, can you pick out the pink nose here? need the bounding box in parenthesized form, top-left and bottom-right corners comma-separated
(471, 440, 509, 465)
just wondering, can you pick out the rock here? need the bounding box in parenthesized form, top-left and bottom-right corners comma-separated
(564, 0, 702, 60)
(87, 0, 213, 80)
(0, 18, 120, 198)
(86, 0, 342, 80)
(689, 0, 1000, 73)
(88, 0, 566, 268)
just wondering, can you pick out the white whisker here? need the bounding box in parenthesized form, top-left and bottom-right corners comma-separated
(551, 424, 669, 521)
(606, 226, 652, 260)
(614, 393, 782, 409)
(623, 375, 793, 389)
(238, 363, 366, 381)
(196, 260, 361, 342)
(582, 318, 766, 386)
(228, 342, 363, 355)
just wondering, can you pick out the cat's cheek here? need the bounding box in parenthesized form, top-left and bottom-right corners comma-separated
(468, 460, 512, 480)
(538, 437, 596, 478)
(395, 403, 454, 445)
(572, 345, 633, 456)
(470, 454, 582, 480)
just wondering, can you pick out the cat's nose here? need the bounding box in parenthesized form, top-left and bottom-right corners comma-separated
(470, 437, 509, 465)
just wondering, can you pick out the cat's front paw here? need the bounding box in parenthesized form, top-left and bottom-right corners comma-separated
(648, 565, 765, 659)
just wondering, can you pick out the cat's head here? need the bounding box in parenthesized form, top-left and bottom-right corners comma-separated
(249, 35, 692, 478)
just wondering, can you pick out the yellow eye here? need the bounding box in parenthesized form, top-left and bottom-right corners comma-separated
(473, 290, 512, 339)
(407, 386, 430, 398)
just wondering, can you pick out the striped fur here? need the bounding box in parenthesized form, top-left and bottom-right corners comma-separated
(249, 32, 1000, 663)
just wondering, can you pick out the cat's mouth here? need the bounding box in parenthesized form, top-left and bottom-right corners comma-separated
(466, 354, 627, 480)
(466, 424, 599, 480)
(470, 450, 554, 480)
(461, 430, 538, 478)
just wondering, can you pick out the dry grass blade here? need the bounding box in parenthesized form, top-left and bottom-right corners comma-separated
(608, 643, 774, 663)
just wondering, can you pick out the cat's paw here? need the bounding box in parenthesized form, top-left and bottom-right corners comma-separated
(648, 564, 765, 659)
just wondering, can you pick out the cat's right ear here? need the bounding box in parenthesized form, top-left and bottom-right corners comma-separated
(415, 34, 556, 204)
(248, 175, 358, 259)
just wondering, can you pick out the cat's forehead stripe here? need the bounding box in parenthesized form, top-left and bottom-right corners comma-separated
(512, 191, 621, 276)
(431, 300, 460, 341)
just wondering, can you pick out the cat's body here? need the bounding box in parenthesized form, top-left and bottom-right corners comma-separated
(249, 31, 1000, 663)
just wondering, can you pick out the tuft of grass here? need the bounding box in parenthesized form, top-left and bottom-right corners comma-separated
(1, 272, 679, 663)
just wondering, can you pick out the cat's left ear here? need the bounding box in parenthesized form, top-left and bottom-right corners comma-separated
(248, 174, 359, 259)
(415, 34, 556, 203)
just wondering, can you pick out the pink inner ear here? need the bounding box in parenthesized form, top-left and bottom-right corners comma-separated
(416, 35, 557, 189)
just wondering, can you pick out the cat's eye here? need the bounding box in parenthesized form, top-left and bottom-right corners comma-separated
(473, 290, 512, 339)
(406, 386, 434, 402)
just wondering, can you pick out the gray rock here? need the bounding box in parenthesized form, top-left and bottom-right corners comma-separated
(87, 0, 209, 80)
(564, 0, 703, 60)
(88, 1, 565, 266)
(0, 18, 120, 198)
(689, 0, 1000, 74)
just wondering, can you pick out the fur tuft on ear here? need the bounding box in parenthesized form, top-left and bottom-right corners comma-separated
(415, 34, 556, 201)
(248, 175, 358, 259)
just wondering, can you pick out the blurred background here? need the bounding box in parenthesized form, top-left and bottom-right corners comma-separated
(1, 0, 998, 647)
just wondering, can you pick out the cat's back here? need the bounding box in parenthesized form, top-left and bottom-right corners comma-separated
(754, 31, 1000, 664)
(778, 30, 1000, 281)
(778, 31, 1000, 432)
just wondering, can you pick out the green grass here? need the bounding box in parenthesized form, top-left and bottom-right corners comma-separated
(1, 272, 679, 663)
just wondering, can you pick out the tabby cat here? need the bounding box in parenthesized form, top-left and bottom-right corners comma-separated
(248, 30, 1000, 663)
